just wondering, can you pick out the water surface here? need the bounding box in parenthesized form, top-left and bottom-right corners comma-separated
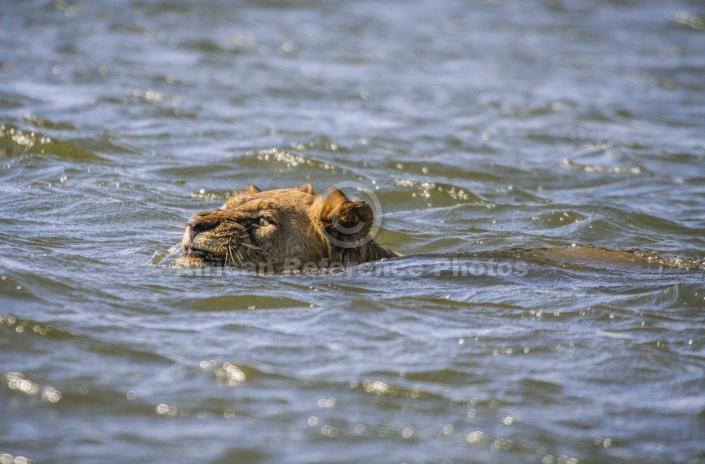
(1, 0, 705, 463)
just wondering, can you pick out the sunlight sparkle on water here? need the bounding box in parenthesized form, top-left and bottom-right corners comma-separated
(6, 372, 61, 403)
(0, 453, 32, 464)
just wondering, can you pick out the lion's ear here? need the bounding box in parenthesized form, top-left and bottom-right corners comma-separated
(245, 183, 261, 194)
(319, 187, 373, 243)
(298, 183, 316, 196)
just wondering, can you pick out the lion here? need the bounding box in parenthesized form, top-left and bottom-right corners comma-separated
(180, 183, 703, 274)
(180, 183, 399, 272)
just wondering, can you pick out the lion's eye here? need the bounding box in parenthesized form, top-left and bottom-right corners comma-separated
(258, 216, 272, 227)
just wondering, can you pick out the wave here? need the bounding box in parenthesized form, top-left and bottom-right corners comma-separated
(0, 124, 108, 162)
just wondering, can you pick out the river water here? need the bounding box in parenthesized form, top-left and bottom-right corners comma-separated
(1, 0, 705, 463)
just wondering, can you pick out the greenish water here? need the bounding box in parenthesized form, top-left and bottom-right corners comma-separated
(1, 1, 705, 463)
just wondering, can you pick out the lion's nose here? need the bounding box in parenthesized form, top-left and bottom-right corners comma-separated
(188, 217, 212, 234)
(186, 216, 217, 245)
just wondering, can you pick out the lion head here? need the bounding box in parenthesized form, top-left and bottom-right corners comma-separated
(180, 183, 398, 272)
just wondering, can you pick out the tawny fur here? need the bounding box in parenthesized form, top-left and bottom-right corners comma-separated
(180, 183, 398, 272)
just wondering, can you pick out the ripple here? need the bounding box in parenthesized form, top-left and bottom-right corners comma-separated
(0, 452, 35, 464)
(198, 359, 293, 386)
(530, 210, 588, 229)
(245, 147, 346, 173)
(0, 124, 108, 162)
(2, 371, 63, 404)
(386, 179, 485, 208)
(668, 10, 705, 30)
(509, 246, 705, 272)
(21, 114, 75, 131)
(353, 378, 428, 399)
(289, 135, 352, 154)
(0, 314, 54, 338)
(561, 159, 643, 175)
(402, 368, 488, 387)
(177, 295, 314, 311)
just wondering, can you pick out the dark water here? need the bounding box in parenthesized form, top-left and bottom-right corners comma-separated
(2, 0, 705, 463)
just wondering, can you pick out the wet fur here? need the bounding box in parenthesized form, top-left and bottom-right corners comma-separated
(180, 183, 398, 272)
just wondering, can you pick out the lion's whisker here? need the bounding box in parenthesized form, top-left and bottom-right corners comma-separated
(234, 246, 245, 266)
(226, 240, 235, 266)
(224, 238, 245, 267)
(239, 242, 263, 251)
